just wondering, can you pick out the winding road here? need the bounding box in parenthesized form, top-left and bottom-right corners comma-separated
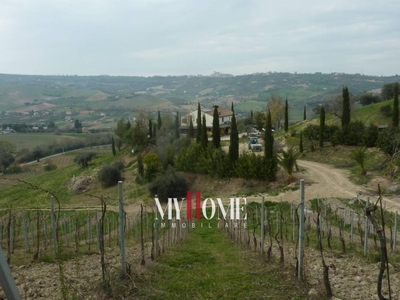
(256, 159, 400, 213)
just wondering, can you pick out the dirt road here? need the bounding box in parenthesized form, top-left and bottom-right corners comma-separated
(252, 159, 400, 213)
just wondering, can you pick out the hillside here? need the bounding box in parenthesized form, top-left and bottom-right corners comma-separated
(0, 73, 398, 127)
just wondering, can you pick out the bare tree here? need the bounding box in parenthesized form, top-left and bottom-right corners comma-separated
(267, 94, 285, 130)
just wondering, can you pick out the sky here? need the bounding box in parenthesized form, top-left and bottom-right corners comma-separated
(1, 0, 399, 77)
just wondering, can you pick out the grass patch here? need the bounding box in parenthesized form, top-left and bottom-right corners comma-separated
(136, 220, 308, 299)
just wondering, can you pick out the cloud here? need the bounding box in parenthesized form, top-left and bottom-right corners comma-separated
(0, 0, 399, 76)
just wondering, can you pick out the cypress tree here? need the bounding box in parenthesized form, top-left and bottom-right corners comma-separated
(264, 109, 277, 181)
(264, 110, 273, 159)
(196, 103, 201, 143)
(175, 112, 180, 139)
(157, 111, 162, 130)
(303, 105, 306, 120)
(149, 119, 152, 139)
(250, 110, 254, 122)
(188, 116, 195, 139)
(111, 136, 116, 156)
(231, 102, 234, 112)
(342, 86, 351, 128)
(319, 106, 325, 149)
(201, 114, 208, 148)
(212, 105, 221, 149)
(284, 98, 289, 132)
(393, 83, 399, 128)
(229, 106, 239, 164)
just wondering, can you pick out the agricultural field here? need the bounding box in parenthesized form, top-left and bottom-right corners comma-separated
(0, 133, 85, 151)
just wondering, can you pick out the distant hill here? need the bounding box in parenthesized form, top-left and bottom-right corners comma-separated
(0, 72, 398, 123)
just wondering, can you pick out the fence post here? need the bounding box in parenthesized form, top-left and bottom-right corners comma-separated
(298, 179, 305, 281)
(118, 181, 126, 273)
(261, 196, 265, 255)
(23, 212, 28, 251)
(364, 197, 369, 256)
(394, 211, 398, 251)
(50, 196, 57, 256)
(0, 244, 22, 299)
(350, 210, 354, 243)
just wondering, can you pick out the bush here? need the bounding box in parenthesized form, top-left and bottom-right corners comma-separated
(74, 152, 97, 168)
(98, 165, 123, 188)
(112, 159, 125, 171)
(4, 164, 23, 174)
(363, 124, 379, 147)
(148, 166, 188, 202)
(380, 104, 392, 117)
(43, 163, 57, 171)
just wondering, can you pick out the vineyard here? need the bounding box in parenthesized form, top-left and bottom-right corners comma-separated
(0, 179, 398, 299)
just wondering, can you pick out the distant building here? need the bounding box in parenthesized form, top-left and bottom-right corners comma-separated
(180, 105, 234, 136)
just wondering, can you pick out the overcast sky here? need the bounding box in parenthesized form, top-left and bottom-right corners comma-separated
(1, 0, 399, 77)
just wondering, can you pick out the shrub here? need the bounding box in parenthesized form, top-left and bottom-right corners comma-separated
(43, 163, 57, 171)
(112, 159, 125, 171)
(363, 124, 379, 147)
(74, 152, 97, 168)
(4, 164, 23, 174)
(98, 165, 123, 188)
(148, 166, 188, 202)
(143, 153, 161, 182)
(380, 104, 392, 117)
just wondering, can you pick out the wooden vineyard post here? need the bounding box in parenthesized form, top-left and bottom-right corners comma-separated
(394, 211, 398, 251)
(154, 200, 160, 256)
(261, 196, 265, 255)
(292, 203, 295, 242)
(350, 210, 354, 243)
(298, 179, 305, 281)
(364, 197, 370, 256)
(0, 244, 22, 299)
(50, 196, 57, 256)
(23, 212, 28, 251)
(118, 181, 126, 274)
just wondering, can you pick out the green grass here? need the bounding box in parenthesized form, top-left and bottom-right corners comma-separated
(136, 219, 308, 299)
(0, 133, 84, 151)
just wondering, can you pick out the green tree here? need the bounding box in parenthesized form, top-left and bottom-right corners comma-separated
(74, 119, 82, 133)
(319, 106, 325, 149)
(284, 98, 289, 132)
(303, 105, 306, 120)
(111, 136, 116, 156)
(188, 116, 195, 139)
(149, 119, 153, 139)
(341, 86, 351, 128)
(264, 109, 278, 181)
(350, 147, 367, 175)
(393, 83, 399, 128)
(201, 114, 208, 149)
(148, 166, 188, 202)
(363, 124, 379, 147)
(381, 82, 399, 100)
(115, 118, 128, 139)
(98, 164, 123, 187)
(74, 152, 96, 168)
(143, 153, 161, 182)
(264, 109, 273, 159)
(212, 106, 221, 149)
(277, 147, 300, 183)
(196, 103, 201, 143)
(229, 108, 239, 164)
(157, 111, 162, 130)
